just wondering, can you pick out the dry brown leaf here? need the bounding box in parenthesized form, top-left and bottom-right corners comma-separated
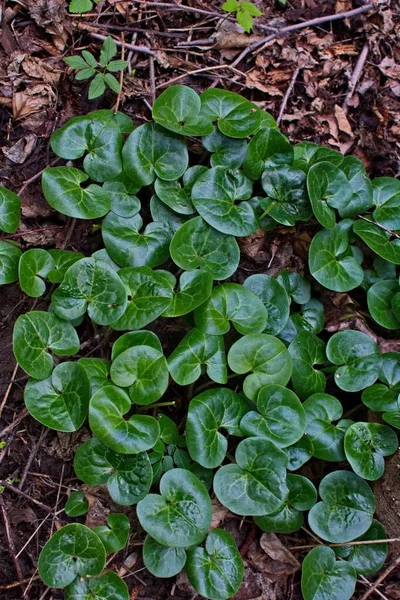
(238, 228, 267, 262)
(13, 84, 57, 130)
(334, 104, 353, 136)
(2, 134, 37, 164)
(8, 505, 37, 525)
(213, 32, 263, 50)
(245, 71, 283, 96)
(118, 552, 139, 577)
(247, 533, 300, 577)
(28, 0, 70, 50)
(84, 492, 110, 529)
(210, 498, 229, 531)
(21, 56, 61, 86)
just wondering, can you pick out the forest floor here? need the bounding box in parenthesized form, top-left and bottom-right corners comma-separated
(0, 0, 399, 599)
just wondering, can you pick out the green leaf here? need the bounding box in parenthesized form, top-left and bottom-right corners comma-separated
(47, 250, 84, 284)
(65, 491, 88, 517)
(339, 156, 373, 218)
(100, 36, 117, 66)
(42, 167, 111, 219)
(13, 311, 80, 380)
(170, 216, 240, 280)
(353, 218, 400, 264)
(243, 274, 290, 335)
(288, 330, 325, 397)
(192, 166, 258, 237)
(89, 73, 106, 99)
(228, 334, 292, 400)
(326, 330, 382, 392)
(344, 422, 398, 480)
(89, 386, 160, 452)
(69, 0, 93, 13)
(293, 142, 344, 172)
(303, 393, 351, 461)
(0, 186, 21, 233)
(301, 546, 356, 600)
(372, 176, 400, 229)
(168, 328, 227, 386)
(346, 520, 388, 575)
(0, 241, 22, 284)
(367, 280, 400, 329)
(241, 1, 262, 16)
(111, 267, 173, 330)
(137, 469, 212, 547)
(200, 88, 261, 138)
(260, 167, 312, 226)
(107, 59, 129, 72)
(307, 162, 352, 228)
(155, 165, 206, 215)
(309, 221, 364, 292)
(255, 474, 317, 534)
(93, 514, 129, 552)
(276, 270, 311, 304)
(150, 195, 189, 233)
(102, 182, 140, 218)
(111, 330, 162, 360)
(75, 67, 96, 81)
(241, 384, 305, 447)
(65, 572, 129, 600)
(202, 127, 247, 169)
(79, 358, 111, 395)
(104, 72, 120, 93)
(214, 437, 288, 516)
(285, 435, 314, 471)
(153, 85, 213, 136)
(122, 123, 188, 185)
(24, 362, 90, 432)
(38, 523, 106, 588)
(222, 0, 239, 11)
(102, 213, 171, 269)
(52, 257, 127, 325)
(237, 8, 255, 33)
(186, 529, 244, 600)
(18, 249, 54, 297)
(308, 470, 375, 543)
(74, 438, 152, 505)
(110, 345, 169, 405)
(186, 388, 249, 468)
(143, 535, 187, 578)
(194, 283, 268, 335)
(81, 50, 97, 68)
(162, 270, 213, 317)
(243, 128, 293, 180)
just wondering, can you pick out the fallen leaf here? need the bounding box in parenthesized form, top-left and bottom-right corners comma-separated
(210, 498, 229, 530)
(84, 492, 109, 529)
(21, 56, 61, 86)
(12, 84, 57, 130)
(118, 552, 139, 577)
(245, 71, 283, 96)
(2, 134, 37, 164)
(247, 533, 300, 577)
(334, 104, 353, 136)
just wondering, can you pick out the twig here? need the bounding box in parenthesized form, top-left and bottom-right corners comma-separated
(359, 555, 400, 600)
(231, 3, 378, 68)
(0, 408, 28, 438)
(18, 428, 48, 491)
(0, 496, 25, 591)
(128, 0, 235, 21)
(149, 55, 156, 104)
(18, 158, 61, 196)
(343, 42, 369, 112)
(156, 64, 242, 89)
(357, 214, 400, 239)
(0, 481, 56, 514)
(0, 577, 40, 590)
(0, 363, 18, 419)
(277, 66, 300, 124)
(81, 22, 186, 38)
(75, 23, 155, 56)
(0, 225, 63, 242)
(240, 523, 256, 557)
(114, 33, 125, 114)
(289, 538, 400, 551)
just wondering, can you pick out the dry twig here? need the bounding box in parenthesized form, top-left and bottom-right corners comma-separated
(343, 42, 369, 112)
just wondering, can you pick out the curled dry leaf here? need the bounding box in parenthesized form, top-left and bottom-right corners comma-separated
(12, 84, 57, 130)
(210, 498, 230, 530)
(2, 134, 37, 164)
(334, 104, 353, 136)
(247, 533, 300, 577)
(21, 56, 61, 86)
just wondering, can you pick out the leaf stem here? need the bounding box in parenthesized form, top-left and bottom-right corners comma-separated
(138, 401, 176, 411)
(289, 538, 400, 551)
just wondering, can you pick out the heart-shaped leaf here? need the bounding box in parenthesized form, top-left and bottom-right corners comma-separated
(243, 128, 293, 180)
(150, 194, 189, 232)
(214, 437, 288, 516)
(89, 386, 160, 452)
(202, 127, 247, 168)
(153, 85, 213, 136)
(339, 156, 373, 218)
(372, 176, 400, 229)
(303, 393, 351, 461)
(13, 311, 80, 379)
(301, 546, 356, 600)
(0, 241, 22, 284)
(154, 166, 207, 215)
(168, 328, 227, 386)
(326, 330, 382, 392)
(93, 514, 130, 552)
(170, 216, 240, 280)
(309, 222, 364, 292)
(186, 388, 249, 468)
(65, 491, 88, 517)
(79, 358, 111, 395)
(18, 249, 54, 297)
(200, 88, 261, 138)
(110, 346, 169, 404)
(111, 267, 173, 330)
(74, 438, 152, 505)
(24, 362, 90, 432)
(260, 167, 312, 226)
(122, 123, 188, 185)
(289, 331, 327, 399)
(64, 571, 129, 600)
(227, 334, 292, 400)
(162, 270, 213, 317)
(293, 142, 344, 172)
(367, 280, 400, 329)
(353, 218, 400, 264)
(52, 257, 127, 325)
(102, 213, 171, 268)
(137, 469, 212, 547)
(38, 523, 106, 588)
(194, 283, 268, 335)
(344, 422, 398, 480)
(241, 384, 305, 447)
(308, 470, 375, 542)
(243, 274, 290, 335)
(345, 520, 388, 575)
(191, 166, 258, 237)
(307, 162, 352, 228)
(143, 535, 187, 578)
(279, 298, 324, 344)
(111, 331, 162, 360)
(285, 435, 314, 471)
(276, 271, 311, 304)
(186, 529, 244, 600)
(0, 186, 21, 233)
(42, 167, 111, 219)
(103, 181, 141, 218)
(47, 250, 84, 283)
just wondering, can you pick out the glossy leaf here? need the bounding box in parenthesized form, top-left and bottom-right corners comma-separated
(13, 311, 80, 380)
(367, 280, 400, 329)
(162, 270, 213, 317)
(64, 571, 129, 600)
(276, 271, 311, 304)
(301, 546, 356, 600)
(278, 298, 324, 344)
(0, 186, 21, 233)
(289, 331, 327, 399)
(47, 249, 84, 284)
(103, 181, 141, 218)
(293, 142, 344, 172)
(186, 388, 249, 468)
(150, 194, 189, 233)
(340, 156, 373, 218)
(137, 469, 212, 547)
(285, 435, 314, 471)
(78, 358, 111, 395)
(346, 520, 388, 575)
(307, 162, 351, 228)
(154, 168, 204, 216)
(89, 386, 160, 453)
(0, 241, 22, 284)
(18, 249, 54, 297)
(93, 514, 130, 552)
(303, 393, 351, 462)
(65, 491, 88, 517)
(344, 422, 398, 480)
(373, 176, 400, 229)
(111, 331, 162, 360)
(143, 535, 187, 578)
(202, 127, 247, 168)
(243, 274, 290, 335)
(200, 88, 261, 138)
(153, 85, 213, 136)
(261, 167, 312, 226)
(353, 218, 400, 264)
(243, 128, 293, 179)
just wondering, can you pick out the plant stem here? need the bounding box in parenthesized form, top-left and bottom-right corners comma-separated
(138, 401, 176, 411)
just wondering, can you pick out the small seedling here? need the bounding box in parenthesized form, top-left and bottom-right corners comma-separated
(69, 0, 100, 13)
(222, 0, 262, 32)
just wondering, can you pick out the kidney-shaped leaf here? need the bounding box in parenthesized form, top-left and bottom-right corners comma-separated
(13, 311, 80, 379)
(303, 393, 351, 461)
(289, 331, 327, 399)
(79, 358, 111, 395)
(214, 437, 288, 516)
(65, 491, 88, 517)
(353, 218, 400, 264)
(153, 85, 213, 136)
(162, 270, 213, 317)
(93, 514, 130, 552)
(261, 167, 312, 226)
(0, 241, 22, 284)
(307, 162, 352, 228)
(143, 535, 187, 578)
(18, 249, 54, 297)
(186, 529, 244, 600)
(154, 165, 207, 215)
(373, 176, 400, 230)
(111, 331, 162, 360)
(340, 156, 373, 218)
(137, 469, 212, 547)
(103, 181, 141, 218)
(367, 280, 400, 330)
(301, 546, 356, 600)
(346, 520, 388, 575)
(243, 127, 293, 180)
(65, 572, 128, 600)
(308, 470, 375, 543)
(344, 422, 398, 480)
(89, 386, 160, 453)
(38, 523, 106, 588)
(0, 186, 21, 233)
(200, 88, 261, 138)
(186, 388, 249, 468)
(47, 249, 84, 284)
(243, 274, 290, 335)
(202, 127, 247, 169)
